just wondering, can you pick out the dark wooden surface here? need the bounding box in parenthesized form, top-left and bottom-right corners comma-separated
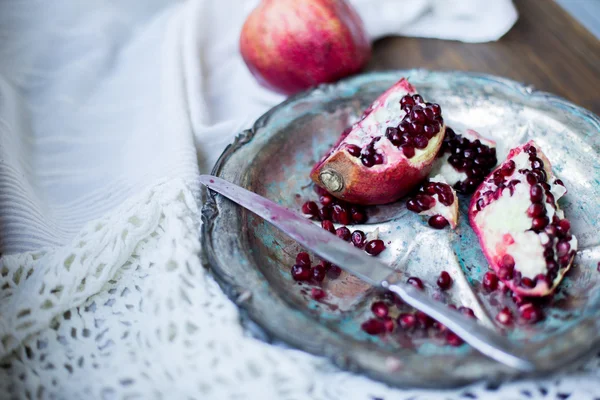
(368, 0, 600, 115)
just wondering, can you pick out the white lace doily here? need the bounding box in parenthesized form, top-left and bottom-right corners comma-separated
(1, 179, 598, 399)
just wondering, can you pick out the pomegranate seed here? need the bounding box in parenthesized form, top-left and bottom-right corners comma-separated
(527, 203, 545, 218)
(521, 277, 535, 288)
(526, 173, 538, 185)
(291, 264, 311, 281)
(412, 94, 424, 103)
(335, 226, 351, 241)
(556, 241, 570, 257)
(400, 95, 415, 108)
(556, 219, 571, 236)
(407, 277, 424, 290)
(496, 307, 513, 325)
(519, 303, 544, 323)
(311, 288, 326, 300)
(351, 210, 367, 224)
(346, 144, 361, 157)
(437, 271, 453, 290)
(459, 307, 476, 319)
(397, 313, 417, 330)
(532, 216, 549, 231)
(318, 206, 331, 221)
(332, 204, 351, 225)
(498, 266, 513, 280)
(415, 311, 433, 328)
(531, 157, 544, 169)
(361, 318, 385, 335)
(597, 262, 600, 272)
(351, 230, 366, 248)
(371, 301, 389, 318)
(319, 194, 334, 206)
(302, 201, 319, 216)
(445, 331, 464, 347)
(429, 103, 442, 116)
(413, 135, 429, 149)
(428, 215, 449, 229)
(295, 252, 311, 267)
(501, 254, 515, 269)
(311, 265, 326, 282)
(382, 317, 395, 332)
(321, 220, 335, 233)
(361, 156, 375, 167)
(530, 184, 544, 202)
(401, 145, 415, 158)
(365, 240, 386, 256)
(483, 272, 499, 291)
(536, 273, 551, 287)
(501, 160, 515, 176)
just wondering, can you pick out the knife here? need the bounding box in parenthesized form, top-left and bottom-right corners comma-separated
(200, 175, 536, 371)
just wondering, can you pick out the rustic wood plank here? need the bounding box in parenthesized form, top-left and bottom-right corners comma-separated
(367, 0, 600, 115)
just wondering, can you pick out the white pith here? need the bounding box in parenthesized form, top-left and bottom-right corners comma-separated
(473, 145, 578, 286)
(418, 174, 459, 228)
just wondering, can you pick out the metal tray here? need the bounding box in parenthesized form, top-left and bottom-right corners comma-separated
(201, 70, 600, 388)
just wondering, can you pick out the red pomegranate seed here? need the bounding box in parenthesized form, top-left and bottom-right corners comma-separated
(445, 331, 464, 347)
(437, 271, 452, 290)
(311, 288, 326, 300)
(530, 184, 544, 202)
(521, 277, 535, 288)
(365, 240, 386, 256)
(397, 313, 417, 330)
(415, 311, 433, 329)
(321, 220, 335, 233)
(519, 303, 544, 323)
(556, 241, 570, 257)
(501, 254, 515, 269)
(527, 203, 545, 218)
(319, 194, 334, 206)
(311, 265, 326, 282)
(496, 307, 513, 325)
(332, 204, 351, 225)
(291, 264, 311, 281)
(482, 272, 499, 291)
(401, 145, 415, 158)
(326, 265, 342, 279)
(532, 216, 549, 231)
(459, 307, 476, 319)
(335, 226, 351, 241)
(295, 252, 311, 267)
(302, 201, 319, 216)
(318, 206, 331, 221)
(346, 144, 361, 157)
(382, 317, 395, 332)
(400, 95, 415, 108)
(556, 219, 571, 236)
(407, 277, 424, 290)
(361, 318, 385, 335)
(350, 206, 368, 223)
(428, 215, 449, 229)
(351, 230, 366, 248)
(371, 301, 389, 318)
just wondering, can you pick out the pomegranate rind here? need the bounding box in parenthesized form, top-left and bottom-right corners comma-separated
(468, 141, 576, 297)
(310, 78, 446, 205)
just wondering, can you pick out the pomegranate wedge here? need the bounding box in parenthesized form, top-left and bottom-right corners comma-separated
(431, 127, 498, 194)
(407, 175, 459, 229)
(469, 141, 577, 297)
(310, 78, 446, 205)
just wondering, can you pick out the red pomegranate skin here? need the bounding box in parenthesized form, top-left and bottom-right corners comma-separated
(240, 0, 371, 95)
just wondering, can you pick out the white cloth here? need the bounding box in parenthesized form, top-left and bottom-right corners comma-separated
(1, 0, 597, 398)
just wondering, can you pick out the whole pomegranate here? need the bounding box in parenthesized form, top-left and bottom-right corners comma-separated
(311, 78, 446, 205)
(239, 0, 371, 95)
(469, 141, 577, 297)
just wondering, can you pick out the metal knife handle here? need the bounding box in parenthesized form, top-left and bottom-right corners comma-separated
(384, 282, 535, 371)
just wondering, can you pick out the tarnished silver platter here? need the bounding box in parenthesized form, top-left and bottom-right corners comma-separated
(201, 70, 600, 388)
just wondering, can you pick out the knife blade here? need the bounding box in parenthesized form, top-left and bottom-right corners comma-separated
(200, 175, 535, 371)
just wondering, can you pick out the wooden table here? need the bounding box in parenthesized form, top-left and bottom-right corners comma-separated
(369, 0, 600, 115)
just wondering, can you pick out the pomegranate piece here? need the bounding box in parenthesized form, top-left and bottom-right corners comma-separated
(310, 78, 446, 205)
(311, 265, 326, 282)
(361, 318, 385, 335)
(335, 226, 352, 241)
(406, 175, 459, 229)
(311, 288, 326, 300)
(371, 301, 389, 318)
(431, 127, 498, 194)
(436, 271, 453, 290)
(321, 220, 335, 233)
(365, 239, 386, 256)
(301, 201, 319, 217)
(469, 141, 577, 297)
